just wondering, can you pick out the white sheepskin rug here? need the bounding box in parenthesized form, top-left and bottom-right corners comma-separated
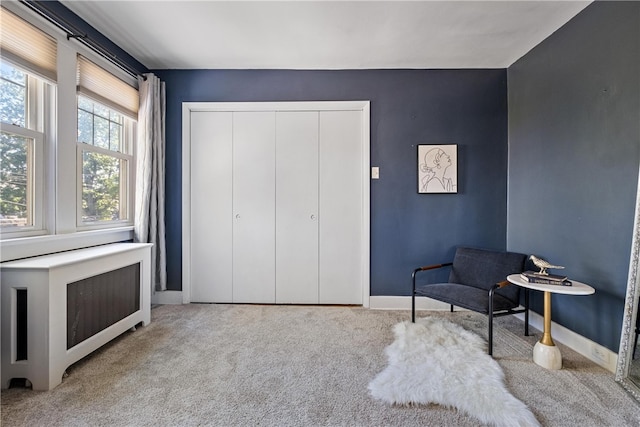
(368, 317, 540, 427)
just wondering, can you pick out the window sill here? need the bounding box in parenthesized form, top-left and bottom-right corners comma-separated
(0, 227, 135, 262)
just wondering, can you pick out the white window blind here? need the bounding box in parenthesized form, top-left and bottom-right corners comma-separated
(77, 55, 139, 119)
(0, 6, 57, 82)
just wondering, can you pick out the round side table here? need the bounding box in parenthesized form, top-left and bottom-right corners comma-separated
(506, 274, 595, 370)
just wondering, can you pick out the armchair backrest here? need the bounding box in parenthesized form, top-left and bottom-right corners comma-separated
(448, 247, 526, 304)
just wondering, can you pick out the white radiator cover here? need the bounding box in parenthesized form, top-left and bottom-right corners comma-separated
(1, 243, 152, 391)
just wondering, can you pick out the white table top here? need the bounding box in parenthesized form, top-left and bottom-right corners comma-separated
(507, 274, 595, 295)
(0, 243, 153, 270)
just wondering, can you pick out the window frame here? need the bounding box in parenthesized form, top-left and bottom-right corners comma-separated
(0, 2, 138, 262)
(75, 99, 136, 229)
(0, 65, 50, 238)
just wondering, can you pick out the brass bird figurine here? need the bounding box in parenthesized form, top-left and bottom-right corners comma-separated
(530, 255, 565, 275)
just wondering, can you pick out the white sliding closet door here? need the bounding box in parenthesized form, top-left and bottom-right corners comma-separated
(232, 112, 276, 303)
(190, 112, 233, 302)
(319, 111, 363, 304)
(275, 112, 319, 304)
(183, 101, 369, 307)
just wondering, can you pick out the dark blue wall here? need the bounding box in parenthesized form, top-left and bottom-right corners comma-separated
(154, 69, 509, 295)
(507, 1, 640, 351)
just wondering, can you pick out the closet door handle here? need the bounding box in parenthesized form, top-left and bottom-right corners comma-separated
(310, 214, 316, 220)
(235, 214, 241, 219)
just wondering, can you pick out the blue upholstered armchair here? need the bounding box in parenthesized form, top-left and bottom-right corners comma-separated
(411, 246, 530, 356)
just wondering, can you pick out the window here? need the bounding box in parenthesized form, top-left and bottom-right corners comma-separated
(77, 96, 134, 226)
(76, 55, 137, 228)
(0, 6, 54, 239)
(0, 5, 138, 260)
(0, 61, 47, 236)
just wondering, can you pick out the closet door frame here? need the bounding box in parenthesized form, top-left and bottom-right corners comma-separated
(182, 101, 370, 307)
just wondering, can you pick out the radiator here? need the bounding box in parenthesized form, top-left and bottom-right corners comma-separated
(1, 243, 152, 391)
(67, 263, 141, 349)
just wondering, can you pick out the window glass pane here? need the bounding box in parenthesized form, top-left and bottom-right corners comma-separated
(0, 62, 26, 127)
(77, 109, 93, 144)
(110, 121, 121, 152)
(0, 131, 31, 228)
(0, 62, 26, 84)
(82, 151, 125, 222)
(94, 103, 109, 120)
(94, 115, 110, 149)
(78, 96, 93, 112)
(78, 96, 127, 153)
(110, 110, 122, 122)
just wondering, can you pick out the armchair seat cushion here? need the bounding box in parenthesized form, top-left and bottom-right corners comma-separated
(448, 247, 526, 305)
(415, 283, 519, 314)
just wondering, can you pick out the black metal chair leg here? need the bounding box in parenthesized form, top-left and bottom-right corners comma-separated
(488, 311, 494, 356)
(411, 268, 418, 323)
(411, 293, 416, 323)
(488, 287, 495, 356)
(524, 289, 530, 337)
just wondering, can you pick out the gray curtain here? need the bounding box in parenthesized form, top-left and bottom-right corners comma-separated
(134, 73, 167, 292)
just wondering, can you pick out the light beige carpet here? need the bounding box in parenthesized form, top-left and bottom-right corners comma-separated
(2, 304, 640, 426)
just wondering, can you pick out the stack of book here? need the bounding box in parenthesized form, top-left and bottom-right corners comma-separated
(520, 271, 572, 286)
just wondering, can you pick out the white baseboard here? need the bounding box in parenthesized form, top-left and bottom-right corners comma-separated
(369, 295, 452, 311)
(152, 290, 183, 305)
(515, 311, 618, 373)
(369, 296, 618, 373)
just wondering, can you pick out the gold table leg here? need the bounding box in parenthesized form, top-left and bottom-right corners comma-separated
(533, 290, 562, 369)
(540, 291, 555, 346)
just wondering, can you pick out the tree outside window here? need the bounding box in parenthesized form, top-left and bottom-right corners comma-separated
(77, 96, 132, 224)
(0, 62, 37, 230)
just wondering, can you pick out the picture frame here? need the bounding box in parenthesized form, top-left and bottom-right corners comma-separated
(418, 144, 457, 193)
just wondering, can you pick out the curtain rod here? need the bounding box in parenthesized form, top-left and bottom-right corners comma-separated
(19, 0, 146, 81)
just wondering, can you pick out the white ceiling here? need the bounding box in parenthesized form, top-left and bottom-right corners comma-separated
(59, 1, 592, 70)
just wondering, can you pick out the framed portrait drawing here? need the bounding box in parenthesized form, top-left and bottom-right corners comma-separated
(418, 144, 457, 193)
